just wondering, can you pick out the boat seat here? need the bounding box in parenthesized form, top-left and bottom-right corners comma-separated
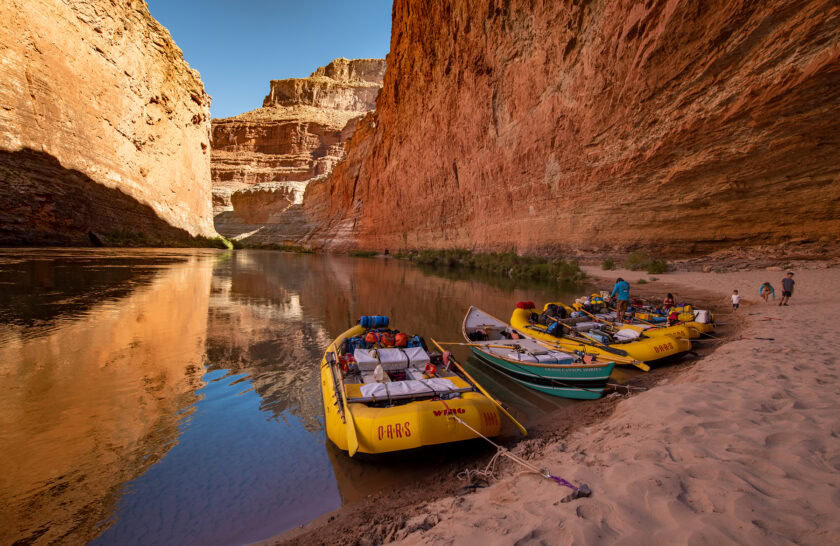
(353, 347, 431, 372)
(614, 328, 641, 341)
(491, 348, 577, 364)
(359, 378, 461, 399)
(344, 375, 472, 402)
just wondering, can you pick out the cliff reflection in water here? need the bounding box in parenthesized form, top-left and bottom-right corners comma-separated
(0, 250, 212, 544)
(1, 249, 577, 544)
(205, 251, 333, 428)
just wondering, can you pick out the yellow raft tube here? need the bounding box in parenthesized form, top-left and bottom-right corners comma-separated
(321, 323, 501, 456)
(510, 307, 691, 366)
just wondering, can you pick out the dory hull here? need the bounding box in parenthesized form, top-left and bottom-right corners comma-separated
(470, 348, 613, 400)
(462, 306, 615, 400)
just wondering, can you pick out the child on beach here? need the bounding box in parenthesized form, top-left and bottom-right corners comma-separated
(759, 282, 775, 302)
(780, 272, 795, 306)
(731, 290, 741, 311)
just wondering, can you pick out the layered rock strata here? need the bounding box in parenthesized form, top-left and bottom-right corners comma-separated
(211, 58, 384, 244)
(0, 0, 216, 245)
(310, 0, 840, 256)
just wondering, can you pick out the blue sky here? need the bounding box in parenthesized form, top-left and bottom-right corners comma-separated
(146, 0, 393, 118)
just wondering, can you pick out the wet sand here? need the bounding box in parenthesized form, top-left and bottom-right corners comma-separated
(273, 264, 840, 545)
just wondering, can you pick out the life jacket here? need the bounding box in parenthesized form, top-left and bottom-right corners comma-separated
(395, 332, 408, 347)
(379, 331, 396, 347)
(516, 301, 536, 310)
(364, 331, 380, 346)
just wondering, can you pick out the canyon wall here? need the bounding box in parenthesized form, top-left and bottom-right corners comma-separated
(211, 58, 385, 245)
(311, 0, 840, 256)
(0, 0, 215, 246)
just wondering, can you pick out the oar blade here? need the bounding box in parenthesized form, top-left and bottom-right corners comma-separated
(345, 406, 360, 456)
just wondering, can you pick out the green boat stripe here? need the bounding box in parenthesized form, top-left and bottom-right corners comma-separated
(473, 350, 612, 389)
(491, 369, 606, 398)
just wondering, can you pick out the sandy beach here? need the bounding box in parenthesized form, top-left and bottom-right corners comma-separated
(389, 265, 840, 545)
(279, 264, 840, 545)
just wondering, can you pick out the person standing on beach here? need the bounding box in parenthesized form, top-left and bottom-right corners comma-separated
(731, 290, 741, 311)
(611, 277, 631, 322)
(780, 272, 795, 306)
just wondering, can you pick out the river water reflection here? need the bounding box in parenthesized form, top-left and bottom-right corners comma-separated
(0, 249, 584, 544)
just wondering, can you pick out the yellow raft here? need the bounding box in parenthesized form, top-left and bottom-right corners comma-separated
(321, 321, 502, 456)
(510, 307, 691, 366)
(575, 294, 715, 335)
(558, 303, 700, 340)
(640, 305, 715, 335)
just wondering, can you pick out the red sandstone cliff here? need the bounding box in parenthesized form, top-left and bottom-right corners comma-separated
(309, 0, 840, 256)
(0, 0, 216, 245)
(211, 58, 385, 244)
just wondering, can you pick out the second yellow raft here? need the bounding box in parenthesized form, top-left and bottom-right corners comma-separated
(510, 307, 691, 365)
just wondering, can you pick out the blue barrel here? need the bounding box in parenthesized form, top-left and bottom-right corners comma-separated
(360, 315, 389, 328)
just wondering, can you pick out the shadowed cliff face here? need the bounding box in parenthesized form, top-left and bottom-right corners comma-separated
(309, 0, 840, 256)
(0, 0, 215, 244)
(0, 149, 205, 246)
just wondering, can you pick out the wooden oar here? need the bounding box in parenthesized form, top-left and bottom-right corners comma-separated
(527, 321, 636, 360)
(535, 340, 650, 372)
(544, 315, 615, 348)
(575, 307, 620, 329)
(327, 345, 360, 456)
(437, 341, 524, 350)
(431, 338, 527, 437)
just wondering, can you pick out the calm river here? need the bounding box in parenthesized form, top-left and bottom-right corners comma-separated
(0, 249, 586, 544)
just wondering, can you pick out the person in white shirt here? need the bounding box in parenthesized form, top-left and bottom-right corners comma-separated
(731, 290, 741, 311)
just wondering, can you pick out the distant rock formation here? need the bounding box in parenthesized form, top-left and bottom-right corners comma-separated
(309, 0, 840, 256)
(0, 0, 216, 245)
(211, 58, 385, 245)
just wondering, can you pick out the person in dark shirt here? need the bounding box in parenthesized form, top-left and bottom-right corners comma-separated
(779, 272, 795, 306)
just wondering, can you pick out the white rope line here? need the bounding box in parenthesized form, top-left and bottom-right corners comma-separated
(440, 401, 554, 482)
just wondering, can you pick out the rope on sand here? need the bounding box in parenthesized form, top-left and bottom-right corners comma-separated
(606, 382, 648, 392)
(439, 400, 591, 502)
